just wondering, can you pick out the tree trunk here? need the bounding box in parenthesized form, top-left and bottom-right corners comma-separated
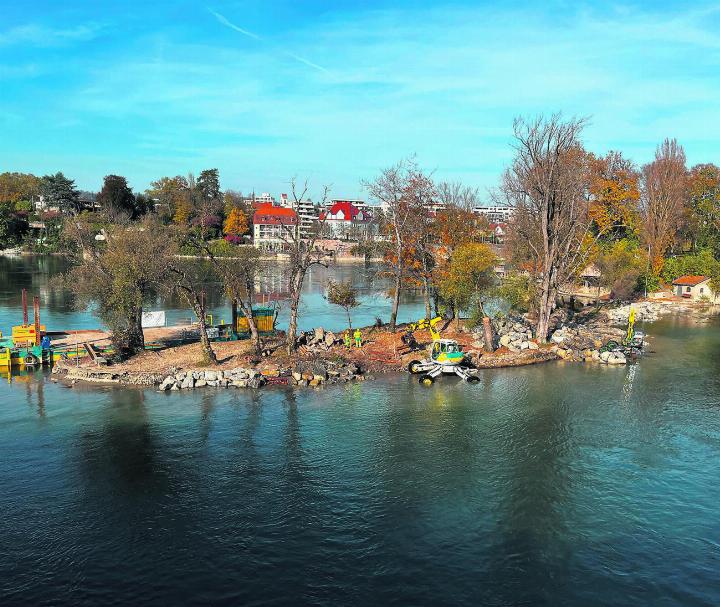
(482, 316, 494, 352)
(454, 306, 461, 329)
(235, 298, 261, 354)
(422, 276, 431, 321)
(246, 305, 262, 354)
(193, 300, 218, 365)
(287, 292, 300, 354)
(127, 305, 145, 355)
(286, 270, 304, 354)
(389, 273, 401, 331)
(536, 273, 556, 343)
(346, 308, 352, 331)
(247, 315, 261, 354)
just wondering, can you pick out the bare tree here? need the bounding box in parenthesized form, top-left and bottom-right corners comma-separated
(640, 138, 688, 273)
(501, 114, 594, 342)
(364, 159, 432, 331)
(211, 247, 265, 354)
(278, 178, 331, 353)
(166, 258, 219, 365)
(406, 171, 437, 320)
(436, 180, 480, 211)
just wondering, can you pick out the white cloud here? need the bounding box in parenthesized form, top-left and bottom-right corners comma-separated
(4, 2, 720, 194)
(0, 22, 105, 47)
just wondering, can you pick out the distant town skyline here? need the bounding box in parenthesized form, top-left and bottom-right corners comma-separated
(2, 0, 719, 200)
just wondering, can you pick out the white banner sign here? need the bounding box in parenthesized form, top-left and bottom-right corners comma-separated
(141, 311, 166, 328)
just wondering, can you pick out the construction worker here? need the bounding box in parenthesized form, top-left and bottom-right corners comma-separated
(344, 330, 352, 350)
(353, 328, 362, 348)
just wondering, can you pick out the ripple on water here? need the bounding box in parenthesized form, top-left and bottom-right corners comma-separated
(1, 318, 720, 605)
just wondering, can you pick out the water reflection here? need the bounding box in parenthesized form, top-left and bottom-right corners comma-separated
(73, 387, 184, 498)
(0, 255, 426, 333)
(2, 318, 720, 605)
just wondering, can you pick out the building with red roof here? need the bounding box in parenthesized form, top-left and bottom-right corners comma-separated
(252, 203, 298, 250)
(671, 275, 717, 302)
(319, 200, 374, 239)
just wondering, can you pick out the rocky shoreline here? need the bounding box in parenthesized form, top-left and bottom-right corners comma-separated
(53, 357, 368, 390)
(51, 299, 718, 391)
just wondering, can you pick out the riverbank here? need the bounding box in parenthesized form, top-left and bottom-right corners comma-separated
(52, 321, 558, 390)
(49, 296, 720, 391)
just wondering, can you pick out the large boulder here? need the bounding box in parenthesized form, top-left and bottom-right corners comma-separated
(607, 352, 627, 365)
(159, 376, 176, 391)
(312, 327, 325, 344)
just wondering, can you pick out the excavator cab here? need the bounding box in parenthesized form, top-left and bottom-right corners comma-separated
(430, 339, 464, 364)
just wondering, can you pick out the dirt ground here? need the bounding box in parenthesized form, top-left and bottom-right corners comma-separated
(60, 321, 556, 377)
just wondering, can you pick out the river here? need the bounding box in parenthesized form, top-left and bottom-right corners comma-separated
(1, 257, 720, 606)
(0, 255, 426, 334)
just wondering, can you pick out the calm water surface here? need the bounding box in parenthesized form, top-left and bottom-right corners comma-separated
(0, 255, 425, 333)
(1, 258, 720, 606)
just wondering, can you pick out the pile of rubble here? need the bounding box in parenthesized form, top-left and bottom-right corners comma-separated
(159, 367, 266, 390)
(286, 360, 366, 387)
(550, 324, 627, 364)
(605, 301, 672, 324)
(297, 327, 340, 352)
(156, 359, 366, 391)
(492, 315, 539, 352)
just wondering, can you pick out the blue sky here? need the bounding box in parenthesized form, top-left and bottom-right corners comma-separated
(1, 1, 719, 201)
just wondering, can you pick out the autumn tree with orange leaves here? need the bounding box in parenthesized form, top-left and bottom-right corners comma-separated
(223, 207, 249, 240)
(589, 151, 640, 243)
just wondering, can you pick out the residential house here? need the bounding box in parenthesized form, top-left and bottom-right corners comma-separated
(252, 203, 298, 251)
(671, 275, 718, 302)
(487, 223, 507, 244)
(320, 200, 374, 240)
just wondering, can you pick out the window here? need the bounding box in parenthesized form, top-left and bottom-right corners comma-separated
(687, 287, 691, 293)
(700, 288, 704, 294)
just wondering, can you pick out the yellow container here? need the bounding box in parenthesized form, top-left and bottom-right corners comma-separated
(11, 324, 46, 346)
(235, 308, 275, 334)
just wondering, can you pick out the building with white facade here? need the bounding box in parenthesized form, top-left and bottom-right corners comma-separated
(252, 204, 298, 251)
(320, 200, 374, 240)
(279, 193, 318, 239)
(473, 205, 515, 223)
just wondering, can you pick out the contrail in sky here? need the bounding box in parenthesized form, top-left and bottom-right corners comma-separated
(208, 8, 328, 73)
(208, 9, 260, 40)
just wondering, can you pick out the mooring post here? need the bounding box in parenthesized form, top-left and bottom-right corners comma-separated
(22, 289, 28, 325)
(33, 296, 41, 346)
